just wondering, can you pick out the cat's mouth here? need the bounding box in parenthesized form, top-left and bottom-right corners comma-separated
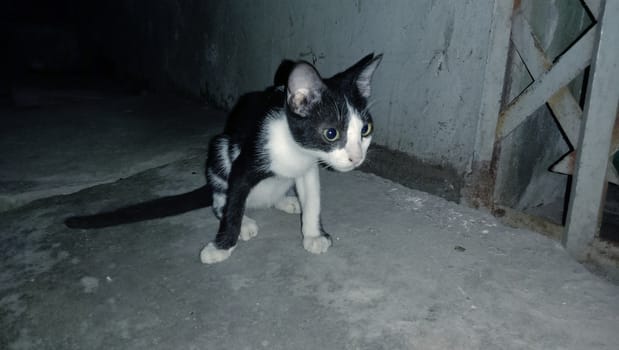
(333, 165, 356, 172)
(322, 159, 363, 172)
(320, 147, 367, 172)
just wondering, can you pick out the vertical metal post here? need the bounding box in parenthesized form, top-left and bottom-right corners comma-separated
(473, 0, 514, 164)
(564, 0, 619, 259)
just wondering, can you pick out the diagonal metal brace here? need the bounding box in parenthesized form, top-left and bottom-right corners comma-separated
(497, 26, 596, 139)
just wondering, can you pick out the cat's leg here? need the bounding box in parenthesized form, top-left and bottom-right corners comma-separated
(200, 184, 250, 264)
(212, 190, 259, 242)
(210, 187, 262, 241)
(206, 134, 233, 220)
(239, 215, 258, 241)
(295, 165, 331, 254)
(206, 135, 259, 242)
(246, 177, 299, 213)
(274, 196, 301, 214)
(200, 242, 236, 263)
(200, 161, 266, 264)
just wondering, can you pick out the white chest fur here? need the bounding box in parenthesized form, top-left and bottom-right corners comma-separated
(263, 114, 316, 178)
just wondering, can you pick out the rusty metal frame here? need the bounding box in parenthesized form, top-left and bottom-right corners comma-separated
(485, 0, 619, 259)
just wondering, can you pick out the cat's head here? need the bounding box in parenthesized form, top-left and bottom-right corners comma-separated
(284, 53, 382, 172)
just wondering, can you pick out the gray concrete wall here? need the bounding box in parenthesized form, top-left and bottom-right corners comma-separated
(83, 0, 496, 178)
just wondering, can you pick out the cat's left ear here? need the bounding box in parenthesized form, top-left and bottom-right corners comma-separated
(353, 53, 383, 99)
(287, 62, 325, 117)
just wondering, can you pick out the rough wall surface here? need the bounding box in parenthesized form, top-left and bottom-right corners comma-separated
(83, 0, 496, 175)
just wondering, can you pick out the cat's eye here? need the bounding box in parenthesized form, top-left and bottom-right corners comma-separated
(323, 128, 340, 142)
(361, 122, 373, 137)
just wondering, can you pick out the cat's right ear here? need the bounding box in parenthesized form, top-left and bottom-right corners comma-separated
(287, 63, 325, 117)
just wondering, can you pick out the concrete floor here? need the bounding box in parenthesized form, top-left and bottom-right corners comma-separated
(1, 89, 618, 349)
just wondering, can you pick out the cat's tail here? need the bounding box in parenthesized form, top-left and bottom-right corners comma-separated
(64, 185, 213, 229)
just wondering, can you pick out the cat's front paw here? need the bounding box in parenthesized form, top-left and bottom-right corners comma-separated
(200, 243, 235, 264)
(240, 216, 259, 241)
(274, 196, 301, 214)
(303, 235, 332, 254)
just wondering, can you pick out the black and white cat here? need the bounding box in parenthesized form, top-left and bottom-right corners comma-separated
(66, 53, 382, 264)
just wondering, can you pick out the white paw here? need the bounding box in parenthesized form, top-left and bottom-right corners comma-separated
(303, 236, 332, 254)
(240, 216, 259, 241)
(200, 243, 235, 264)
(275, 196, 302, 214)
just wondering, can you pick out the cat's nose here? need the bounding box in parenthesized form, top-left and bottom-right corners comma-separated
(348, 154, 362, 165)
(346, 145, 363, 165)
